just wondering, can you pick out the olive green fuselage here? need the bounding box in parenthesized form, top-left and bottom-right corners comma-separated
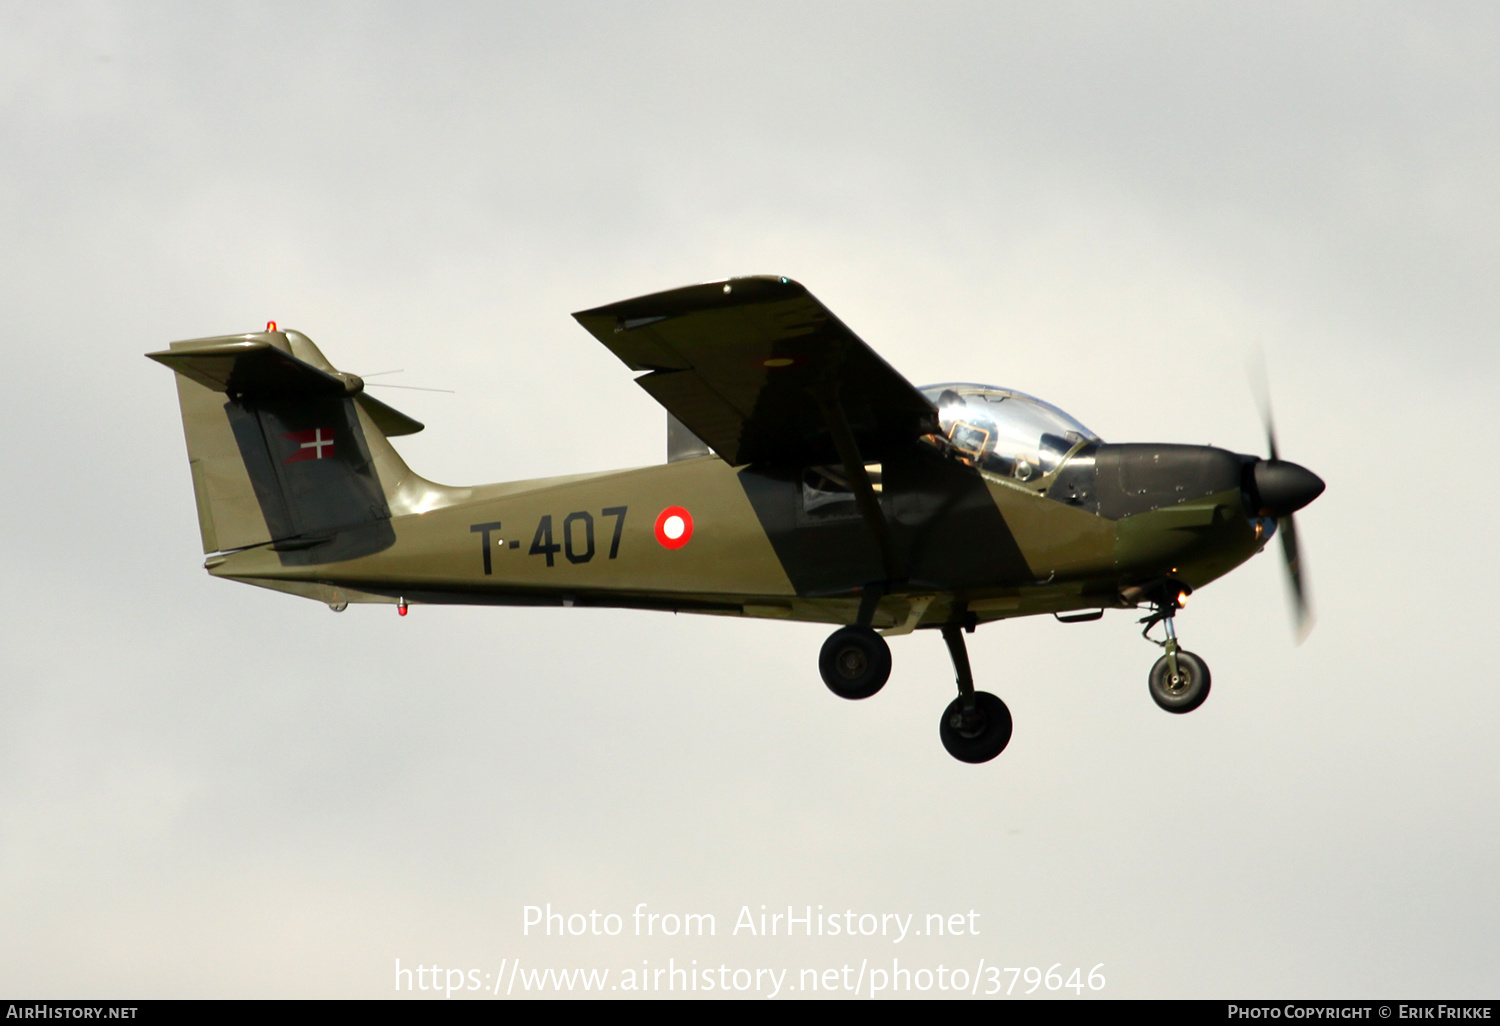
(211, 441, 1265, 632)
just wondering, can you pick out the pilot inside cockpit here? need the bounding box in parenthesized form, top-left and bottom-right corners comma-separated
(923, 384, 1100, 482)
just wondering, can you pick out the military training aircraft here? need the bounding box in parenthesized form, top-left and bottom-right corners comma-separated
(148, 276, 1324, 763)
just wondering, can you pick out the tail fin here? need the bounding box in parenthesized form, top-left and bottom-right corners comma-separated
(149, 328, 455, 566)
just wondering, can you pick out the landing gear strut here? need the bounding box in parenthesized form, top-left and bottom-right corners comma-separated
(937, 624, 1012, 763)
(1140, 599, 1211, 713)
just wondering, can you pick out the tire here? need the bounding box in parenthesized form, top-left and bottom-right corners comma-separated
(1148, 650, 1211, 713)
(818, 626, 892, 700)
(939, 691, 1013, 763)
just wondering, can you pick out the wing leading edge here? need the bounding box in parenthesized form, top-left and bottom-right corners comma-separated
(572, 276, 937, 467)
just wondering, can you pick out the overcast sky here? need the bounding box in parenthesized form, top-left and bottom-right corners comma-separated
(2, 1, 1497, 999)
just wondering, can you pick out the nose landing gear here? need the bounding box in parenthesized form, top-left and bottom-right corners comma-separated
(1140, 598, 1211, 713)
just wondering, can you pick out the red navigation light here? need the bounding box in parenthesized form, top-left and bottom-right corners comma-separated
(266, 321, 278, 332)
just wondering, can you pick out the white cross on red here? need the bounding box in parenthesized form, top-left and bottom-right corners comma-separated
(301, 428, 333, 458)
(282, 427, 337, 463)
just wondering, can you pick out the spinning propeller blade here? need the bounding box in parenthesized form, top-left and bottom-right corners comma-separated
(1249, 351, 1319, 642)
(1279, 501, 1313, 641)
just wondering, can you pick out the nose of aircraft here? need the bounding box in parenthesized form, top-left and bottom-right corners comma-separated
(1250, 459, 1325, 517)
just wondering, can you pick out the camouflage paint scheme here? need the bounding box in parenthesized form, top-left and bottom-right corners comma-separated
(147, 276, 1272, 637)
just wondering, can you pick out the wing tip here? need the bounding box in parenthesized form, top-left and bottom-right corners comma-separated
(572, 274, 806, 320)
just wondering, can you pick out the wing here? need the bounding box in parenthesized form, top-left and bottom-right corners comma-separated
(572, 276, 937, 466)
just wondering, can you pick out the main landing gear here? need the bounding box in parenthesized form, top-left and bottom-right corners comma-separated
(818, 588, 895, 700)
(1139, 596, 1212, 714)
(818, 626, 892, 700)
(816, 618, 1012, 764)
(937, 624, 1012, 764)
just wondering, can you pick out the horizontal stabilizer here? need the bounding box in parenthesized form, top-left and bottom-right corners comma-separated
(147, 336, 355, 397)
(147, 333, 424, 436)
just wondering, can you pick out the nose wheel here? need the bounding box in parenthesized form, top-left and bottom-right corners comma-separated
(1140, 597, 1211, 714)
(1148, 650, 1211, 713)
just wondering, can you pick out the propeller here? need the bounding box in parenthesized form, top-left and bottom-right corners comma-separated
(1261, 408, 1316, 640)
(1247, 353, 1324, 642)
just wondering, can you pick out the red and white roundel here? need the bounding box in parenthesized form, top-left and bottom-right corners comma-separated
(654, 506, 694, 549)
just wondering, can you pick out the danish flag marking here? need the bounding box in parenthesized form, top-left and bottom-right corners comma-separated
(283, 428, 335, 463)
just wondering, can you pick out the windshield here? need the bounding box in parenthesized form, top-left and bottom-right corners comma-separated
(919, 383, 1101, 482)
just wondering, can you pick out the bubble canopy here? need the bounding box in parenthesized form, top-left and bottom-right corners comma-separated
(918, 383, 1102, 482)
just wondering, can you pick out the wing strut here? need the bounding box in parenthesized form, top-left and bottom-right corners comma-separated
(817, 389, 904, 619)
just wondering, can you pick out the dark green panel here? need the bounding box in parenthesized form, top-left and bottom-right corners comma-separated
(226, 396, 395, 566)
(883, 446, 1034, 590)
(737, 465, 884, 595)
(737, 444, 1034, 596)
(1094, 444, 1247, 519)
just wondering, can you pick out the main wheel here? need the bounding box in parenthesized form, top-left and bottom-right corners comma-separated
(1148, 650, 1211, 713)
(818, 626, 892, 699)
(939, 691, 1013, 763)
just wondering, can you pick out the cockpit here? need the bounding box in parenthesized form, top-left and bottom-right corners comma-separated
(919, 383, 1101, 482)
